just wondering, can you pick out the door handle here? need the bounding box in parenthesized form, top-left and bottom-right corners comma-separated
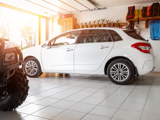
(101, 46, 109, 49)
(67, 48, 73, 52)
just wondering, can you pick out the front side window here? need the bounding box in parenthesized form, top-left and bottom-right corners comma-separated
(109, 30, 123, 41)
(51, 31, 81, 46)
(79, 30, 112, 43)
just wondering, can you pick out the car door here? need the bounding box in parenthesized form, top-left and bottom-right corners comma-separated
(42, 31, 81, 71)
(74, 29, 114, 71)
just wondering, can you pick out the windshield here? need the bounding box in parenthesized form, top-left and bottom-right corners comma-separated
(123, 30, 146, 41)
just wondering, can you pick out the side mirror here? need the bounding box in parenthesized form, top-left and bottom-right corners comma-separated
(46, 43, 51, 49)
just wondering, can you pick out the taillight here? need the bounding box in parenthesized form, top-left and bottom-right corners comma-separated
(131, 43, 151, 53)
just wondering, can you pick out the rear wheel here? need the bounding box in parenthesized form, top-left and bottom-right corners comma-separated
(24, 57, 42, 77)
(0, 68, 29, 111)
(107, 59, 134, 85)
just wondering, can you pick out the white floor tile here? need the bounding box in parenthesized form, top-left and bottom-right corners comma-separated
(113, 90, 131, 96)
(125, 97, 146, 104)
(51, 100, 77, 109)
(33, 107, 64, 119)
(23, 115, 48, 120)
(141, 113, 160, 120)
(17, 104, 45, 114)
(107, 94, 128, 102)
(25, 96, 44, 103)
(148, 94, 160, 100)
(81, 97, 104, 105)
(52, 110, 86, 120)
(90, 106, 117, 117)
(128, 92, 148, 99)
(90, 92, 110, 99)
(100, 99, 123, 108)
(34, 98, 60, 106)
(69, 103, 95, 113)
(113, 109, 142, 120)
(81, 114, 110, 120)
(144, 105, 160, 115)
(146, 99, 160, 106)
(75, 91, 94, 97)
(120, 102, 144, 112)
(64, 95, 87, 102)
(50, 93, 71, 99)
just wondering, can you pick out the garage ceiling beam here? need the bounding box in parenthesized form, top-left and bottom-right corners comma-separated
(74, 0, 91, 11)
(26, 0, 60, 14)
(87, 0, 98, 9)
(0, 2, 46, 18)
(42, 0, 69, 12)
(58, 0, 79, 11)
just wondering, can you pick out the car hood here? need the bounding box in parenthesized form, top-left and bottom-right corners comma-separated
(22, 45, 42, 59)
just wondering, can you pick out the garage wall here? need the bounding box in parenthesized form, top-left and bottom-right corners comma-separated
(72, 2, 160, 72)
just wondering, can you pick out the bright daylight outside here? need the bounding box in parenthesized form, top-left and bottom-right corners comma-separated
(0, 6, 38, 50)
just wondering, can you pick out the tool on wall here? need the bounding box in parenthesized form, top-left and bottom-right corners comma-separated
(115, 20, 119, 28)
(97, 20, 100, 27)
(101, 19, 105, 27)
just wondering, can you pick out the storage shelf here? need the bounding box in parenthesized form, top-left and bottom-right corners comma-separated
(126, 16, 160, 29)
(58, 17, 77, 33)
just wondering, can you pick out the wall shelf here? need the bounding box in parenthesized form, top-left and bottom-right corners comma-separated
(58, 17, 77, 33)
(126, 16, 160, 29)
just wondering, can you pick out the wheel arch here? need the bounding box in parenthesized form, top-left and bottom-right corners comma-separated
(23, 56, 43, 71)
(104, 56, 138, 76)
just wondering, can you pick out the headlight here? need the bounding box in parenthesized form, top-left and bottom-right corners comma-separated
(5, 52, 16, 62)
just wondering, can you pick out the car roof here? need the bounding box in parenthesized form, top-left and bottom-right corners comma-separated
(63, 28, 123, 34)
(46, 28, 125, 43)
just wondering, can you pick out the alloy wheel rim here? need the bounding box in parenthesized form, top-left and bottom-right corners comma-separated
(110, 63, 129, 82)
(25, 60, 38, 76)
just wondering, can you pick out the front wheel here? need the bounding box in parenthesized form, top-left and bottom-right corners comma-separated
(0, 68, 29, 111)
(107, 59, 134, 85)
(24, 57, 42, 77)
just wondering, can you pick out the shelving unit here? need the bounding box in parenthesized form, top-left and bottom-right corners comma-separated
(58, 17, 77, 33)
(126, 16, 160, 29)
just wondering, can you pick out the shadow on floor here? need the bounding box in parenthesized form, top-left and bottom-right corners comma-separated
(39, 73, 70, 78)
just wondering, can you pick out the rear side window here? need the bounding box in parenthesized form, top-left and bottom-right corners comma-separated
(108, 30, 123, 41)
(124, 30, 145, 41)
(79, 30, 112, 43)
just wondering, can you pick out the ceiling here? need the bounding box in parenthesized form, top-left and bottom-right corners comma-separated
(90, 0, 159, 7)
(0, 0, 159, 17)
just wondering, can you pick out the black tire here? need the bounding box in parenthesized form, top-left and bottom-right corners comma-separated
(107, 59, 134, 85)
(0, 68, 29, 111)
(23, 57, 42, 77)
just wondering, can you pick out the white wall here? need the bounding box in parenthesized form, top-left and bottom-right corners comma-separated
(72, 3, 160, 72)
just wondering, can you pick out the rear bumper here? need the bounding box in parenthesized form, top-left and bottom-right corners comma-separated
(131, 52, 155, 75)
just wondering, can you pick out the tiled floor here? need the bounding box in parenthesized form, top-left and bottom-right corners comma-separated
(1, 72, 160, 120)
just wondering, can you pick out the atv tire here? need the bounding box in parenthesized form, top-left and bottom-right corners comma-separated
(0, 68, 29, 111)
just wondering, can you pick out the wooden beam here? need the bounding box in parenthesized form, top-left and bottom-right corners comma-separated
(38, 17, 41, 45)
(26, 0, 60, 14)
(74, 0, 91, 11)
(46, 17, 49, 41)
(58, 0, 79, 11)
(42, 0, 68, 12)
(0, 2, 46, 18)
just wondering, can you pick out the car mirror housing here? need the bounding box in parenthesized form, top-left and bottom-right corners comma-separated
(45, 43, 51, 49)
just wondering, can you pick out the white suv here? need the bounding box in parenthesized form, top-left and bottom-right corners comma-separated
(22, 28, 155, 85)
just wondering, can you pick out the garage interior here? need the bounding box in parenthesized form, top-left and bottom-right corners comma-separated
(0, 0, 160, 120)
